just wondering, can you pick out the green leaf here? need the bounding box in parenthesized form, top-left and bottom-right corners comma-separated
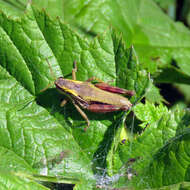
(49, 0, 190, 81)
(0, 5, 148, 189)
(134, 102, 169, 128)
(74, 183, 93, 190)
(153, 0, 176, 20)
(0, 0, 27, 17)
(32, 0, 64, 18)
(141, 128, 190, 188)
(7, 1, 190, 82)
(0, 64, 94, 186)
(145, 80, 166, 104)
(0, 146, 49, 189)
(153, 0, 176, 9)
(0, 170, 49, 190)
(113, 102, 190, 189)
(108, 0, 190, 77)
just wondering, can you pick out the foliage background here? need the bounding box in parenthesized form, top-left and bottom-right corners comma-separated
(0, 0, 190, 190)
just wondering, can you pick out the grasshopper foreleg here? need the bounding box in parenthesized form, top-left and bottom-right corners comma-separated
(60, 99, 68, 107)
(72, 100, 90, 130)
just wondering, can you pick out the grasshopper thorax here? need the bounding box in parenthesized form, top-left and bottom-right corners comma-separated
(54, 77, 65, 89)
(54, 77, 81, 96)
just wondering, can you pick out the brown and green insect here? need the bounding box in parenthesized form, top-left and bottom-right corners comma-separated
(47, 60, 135, 129)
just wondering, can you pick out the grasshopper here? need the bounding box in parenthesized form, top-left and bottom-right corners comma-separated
(46, 60, 134, 130)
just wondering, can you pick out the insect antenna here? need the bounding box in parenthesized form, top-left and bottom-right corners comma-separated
(46, 58, 57, 81)
(40, 58, 57, 93)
